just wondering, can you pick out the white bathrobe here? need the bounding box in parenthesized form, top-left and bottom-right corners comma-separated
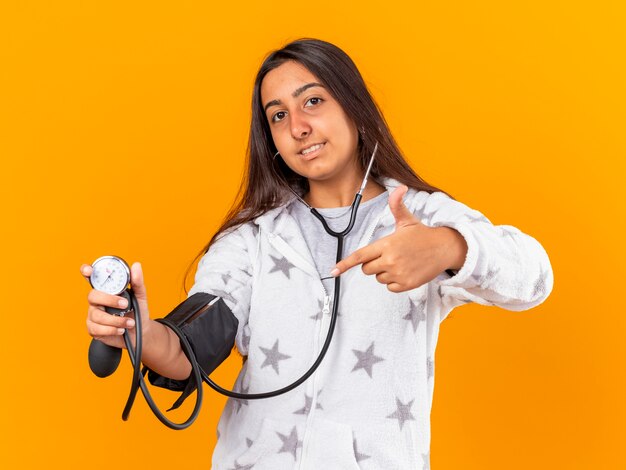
(188, 177, 554, 470)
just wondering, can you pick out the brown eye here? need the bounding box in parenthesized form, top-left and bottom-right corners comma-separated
(272, 111, 287, 123)
(305, 97, 323, 107)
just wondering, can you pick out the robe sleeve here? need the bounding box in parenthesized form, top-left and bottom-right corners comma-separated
(421, 192, 554, 321)
(187, 223, 257, 355)
(145, 223, 257, 409)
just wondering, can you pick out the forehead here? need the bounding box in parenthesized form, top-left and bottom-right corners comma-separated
(260, 60, 321, 102)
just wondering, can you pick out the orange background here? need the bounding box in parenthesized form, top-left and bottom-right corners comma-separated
(1, 1, 624, 468)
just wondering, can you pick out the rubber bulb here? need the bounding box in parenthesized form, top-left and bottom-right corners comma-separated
(88, 339, 122, 378)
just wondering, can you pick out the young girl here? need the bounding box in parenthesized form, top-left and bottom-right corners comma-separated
(82, 38, 553, 469)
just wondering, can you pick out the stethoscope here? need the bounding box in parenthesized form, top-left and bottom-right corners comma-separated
(86, 142, 379, 430)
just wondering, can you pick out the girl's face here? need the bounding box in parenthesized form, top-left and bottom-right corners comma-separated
(260, 60, 360, 186)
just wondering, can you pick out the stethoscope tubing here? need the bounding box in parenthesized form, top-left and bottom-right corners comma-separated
(114, 188, 360, 429)
(114, 144, 378, 428)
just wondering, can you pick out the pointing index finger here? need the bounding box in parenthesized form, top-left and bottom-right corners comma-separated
(331, 243, 382, 277)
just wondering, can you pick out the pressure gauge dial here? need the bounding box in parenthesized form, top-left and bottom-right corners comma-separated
(89, 256, 131, 295)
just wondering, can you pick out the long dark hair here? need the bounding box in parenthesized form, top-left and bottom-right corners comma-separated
(183, 38, 454, 293)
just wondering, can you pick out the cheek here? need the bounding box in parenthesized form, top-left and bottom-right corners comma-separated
(269, 124, 290, 151)
(330, 111, 358, 146)
(333, 120, 359, 155)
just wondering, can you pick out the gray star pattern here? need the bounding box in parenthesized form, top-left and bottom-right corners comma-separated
(500, 226, 519, 242)
(352, 342, 385, 378)
(471, 265, 501, 286)
(532, 268, 549, 299)
(422, 451, 430, 470)
(233, 384, 249, 413)
(220, 272, 231, 286)
(353, 438, 371, 462)
(387, 397, 416, 430)
(268, 254, 296, 279)
(403, 298, 427, 332)
(310, 298, 324, 321)
(465, 212, 490, 224)
(437, 286, 471, 304)
(246, 438, 253, 448)
(427, 357, 434, 379)
(309, 297, 338, 321)
(276, 426, 302, 460)
(420, 204, 437, 224)
(211, 288, 236, 305)
(293, 393, 323, 415)
(259, 339, 291, 375)
(241, 327, 251, 350)
(228, 460, 254, 470)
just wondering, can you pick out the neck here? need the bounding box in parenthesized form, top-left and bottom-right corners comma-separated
(304, 176, 386, 208)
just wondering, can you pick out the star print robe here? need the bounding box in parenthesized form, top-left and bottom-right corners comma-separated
(183, 177, 554, 470)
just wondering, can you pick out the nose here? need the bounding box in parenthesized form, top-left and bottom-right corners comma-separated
(290, 109, 312, 140)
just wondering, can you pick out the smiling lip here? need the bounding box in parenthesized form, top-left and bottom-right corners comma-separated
(299, 142, 326, 160)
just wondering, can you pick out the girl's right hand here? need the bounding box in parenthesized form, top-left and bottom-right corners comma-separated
(81, 262, 152, 350)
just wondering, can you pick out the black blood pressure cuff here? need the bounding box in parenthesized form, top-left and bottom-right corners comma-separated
(146, 292, 239, 411)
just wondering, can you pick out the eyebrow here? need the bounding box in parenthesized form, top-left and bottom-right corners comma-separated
(263, 82, 324, 113)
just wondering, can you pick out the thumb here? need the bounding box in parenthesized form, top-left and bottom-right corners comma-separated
(130, 262, 148, 301)
(389, 185, 418, 229)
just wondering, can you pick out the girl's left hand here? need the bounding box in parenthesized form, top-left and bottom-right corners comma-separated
(331, 185, 467, 293)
